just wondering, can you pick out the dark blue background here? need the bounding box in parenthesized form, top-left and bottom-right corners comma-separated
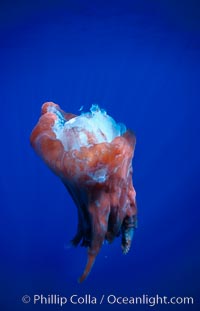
(1, 1, 200, 310)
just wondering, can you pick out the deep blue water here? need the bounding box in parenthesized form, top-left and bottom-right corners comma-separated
(1, 1, 200, 310)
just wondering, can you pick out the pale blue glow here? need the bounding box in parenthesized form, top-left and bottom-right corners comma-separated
(50, 104, 126, 151)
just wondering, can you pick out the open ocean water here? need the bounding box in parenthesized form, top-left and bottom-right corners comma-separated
(1, 1, 200, 310)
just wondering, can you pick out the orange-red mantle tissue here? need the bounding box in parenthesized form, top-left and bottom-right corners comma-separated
(30, 102, 137, 282)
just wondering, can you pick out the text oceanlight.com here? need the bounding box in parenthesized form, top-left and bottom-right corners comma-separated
(21, 294, 194, 307)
